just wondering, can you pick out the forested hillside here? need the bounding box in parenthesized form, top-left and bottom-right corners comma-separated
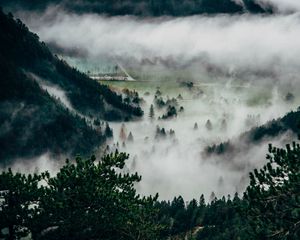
(2, 0, 272, 16)
(205, 108, 300, 157)
(0, 9, 142, 164)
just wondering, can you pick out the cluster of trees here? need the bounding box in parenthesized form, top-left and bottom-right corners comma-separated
(123, 88, 143, 106)
(153, 91, 183, 120)
(2, 0, 273, 16)
(161, 105, 177, 120)
(180, 81, 195, 90)
(156, 192, 254, 240)
(247, 108, 300, 142)
(155, 126, 176, 140)
(204, 140, 234, 156)
(154, 96, 166, 109)
(1, 141, 299, 239)
(204, 108, 300, 157)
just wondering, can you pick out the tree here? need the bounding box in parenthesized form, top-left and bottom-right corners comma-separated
(149, 104, 155, 119)
(0, 170, 42, 240)
(161, 106, 177, 119)
(128, 131, 134, 142)
(205, 120, 213, 131)
(245, 142, 300, 239)
(104, 122, 113, 138)
(0, 153, 161, 240)
(170, 196, 187, 235)
(186, 199, 199, 237)
(38, 152, 160, 240)
(221, 119, 227, 131)
(119, 123, 127, 141)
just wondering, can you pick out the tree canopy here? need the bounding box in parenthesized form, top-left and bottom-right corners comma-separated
(0, 152, 160, 240)
(245, 142, 300, 239)
(0, 135, 299, 239)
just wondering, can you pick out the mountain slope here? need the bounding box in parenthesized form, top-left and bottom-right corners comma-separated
(0, 9, 141, 164)
(0, 9, 143, 121)
(204, 108, 300, 157)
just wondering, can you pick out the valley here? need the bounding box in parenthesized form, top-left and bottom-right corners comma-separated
(88, 75, 299, 199)
(0, 2, 299, 239)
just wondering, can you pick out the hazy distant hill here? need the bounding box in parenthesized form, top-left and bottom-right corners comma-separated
(2, 0, 272, 16)
(0, 9, 142, 164)
(205, 108, 300, 157)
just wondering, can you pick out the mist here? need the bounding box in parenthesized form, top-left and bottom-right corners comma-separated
(9, 8, 300, 200)
(28, 73, 75, 111)
(15, 8, 300, 86)
(106, 82, 298, 200)
(259, 0, 300, 12)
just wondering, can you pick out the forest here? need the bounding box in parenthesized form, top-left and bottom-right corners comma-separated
(0, 9, 142, 164)
(0, 141, 299, 239)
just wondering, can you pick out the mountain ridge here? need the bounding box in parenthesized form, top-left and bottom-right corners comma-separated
(1, 0, 273, 17)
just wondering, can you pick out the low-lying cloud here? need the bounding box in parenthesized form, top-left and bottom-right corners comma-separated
(107, 84, 299, 200)
(15, 8, 300, 85)
(259, 0, 300, 12)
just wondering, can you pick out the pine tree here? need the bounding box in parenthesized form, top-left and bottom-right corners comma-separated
(119, 123, 127, 141)
(149, 104, 155, 119)
(105, 122, 113, 138)
(245, 142, 300, 239)
(221, 119, 227, 131)
(127, 132, 134, 142)
(205, 120, 213, 131)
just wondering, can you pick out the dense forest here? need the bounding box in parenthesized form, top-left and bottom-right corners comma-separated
(2, 0, 273, 16)
(1, 141, 299, 239)
(0, 9, 143, 164)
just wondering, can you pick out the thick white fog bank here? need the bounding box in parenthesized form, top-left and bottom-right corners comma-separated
(16, 9, 300, 84)
(106, 83, 299, 200)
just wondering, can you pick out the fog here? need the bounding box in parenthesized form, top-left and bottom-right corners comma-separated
(259, 0, 300, 12)
(15, 8, 300, 86)
(28, 73, 75, 111)
(9, 153, 61, 176)
(9, 8, 300, 200)
(106, 83, 298, 200)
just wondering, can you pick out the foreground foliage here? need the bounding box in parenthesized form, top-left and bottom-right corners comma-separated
(0, 152, 160, 240)
(0, 142, 299, 239)
(245, 142, 300, 239)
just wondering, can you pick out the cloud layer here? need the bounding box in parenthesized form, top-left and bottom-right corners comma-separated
(16, 9, 300, 85)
